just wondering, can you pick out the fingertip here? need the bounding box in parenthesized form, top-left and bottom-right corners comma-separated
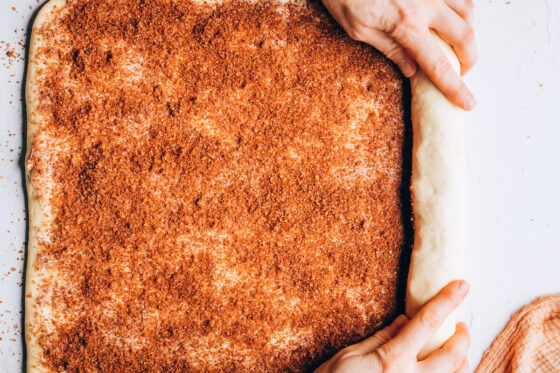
(459, 322, 471, 339)
(445, 280, 470, 304)
(460, 89, 477, 111)
(399, 60, 417, 78)
(456, 280, 470, 296)
(454, 322, 470, 344)
(460, 50, 477, 76)
(393, 314, 409, 327)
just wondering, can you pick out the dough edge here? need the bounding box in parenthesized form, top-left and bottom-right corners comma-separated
(25, 0, 68, 372)
(406, 33, 466, 359)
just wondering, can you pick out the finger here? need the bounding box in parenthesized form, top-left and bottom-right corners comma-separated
(454, 358, 470, 373)
(386, 281, 469, 354)
(444, 0, 475, 27)
(392, 25, 476, 110)
(356, 28, 417, 77)
(433, 7, 477, 75)
(419, 322, 470, 373)
(353, 314, 409, 354)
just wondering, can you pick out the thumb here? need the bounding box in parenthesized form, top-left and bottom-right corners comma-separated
(356, 29, 417, 77)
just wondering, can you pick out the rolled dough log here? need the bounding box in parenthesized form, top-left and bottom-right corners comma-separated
(406, 32, 466, 359)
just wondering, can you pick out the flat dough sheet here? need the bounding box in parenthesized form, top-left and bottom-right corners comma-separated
(24, 0, 464, 371)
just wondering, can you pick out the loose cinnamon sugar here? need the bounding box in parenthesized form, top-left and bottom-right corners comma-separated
(28, 0, 411, 371)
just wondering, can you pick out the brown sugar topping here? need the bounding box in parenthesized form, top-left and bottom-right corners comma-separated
(28, 0, 411, 371)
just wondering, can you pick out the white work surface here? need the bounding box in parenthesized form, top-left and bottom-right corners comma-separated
(0, 0, 558, 371)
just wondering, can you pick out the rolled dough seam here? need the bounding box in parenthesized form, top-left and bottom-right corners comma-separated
(406, 32, 466, 359)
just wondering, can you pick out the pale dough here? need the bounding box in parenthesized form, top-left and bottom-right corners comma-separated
(406, 32, 466, 359)
(25, 1, 68, 372)
(25, 1, 464, 371)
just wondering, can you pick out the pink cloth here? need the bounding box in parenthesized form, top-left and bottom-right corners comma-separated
(475, 295, 560, 373)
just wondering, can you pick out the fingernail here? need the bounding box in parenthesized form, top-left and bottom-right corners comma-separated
(463, 92, 477, 110)
(458, 281, 470, 295)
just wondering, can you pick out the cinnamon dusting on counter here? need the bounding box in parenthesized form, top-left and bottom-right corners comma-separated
(28, 0, 410, 371)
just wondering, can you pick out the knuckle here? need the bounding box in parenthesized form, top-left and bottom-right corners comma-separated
(419, 309, 441, 329)
(379, 15, 397, 35)
(395, 8, 422, 34)
(393, 28, 412, 46)
(398, 7, 417, 25)
(462, 26, 475, 44)
(432, 55, 451, 76)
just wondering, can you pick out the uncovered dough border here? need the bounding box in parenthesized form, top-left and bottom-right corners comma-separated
(25, 1, 68, 372)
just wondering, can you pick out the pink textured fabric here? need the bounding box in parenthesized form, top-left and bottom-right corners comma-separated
(475, 295, 560, 373)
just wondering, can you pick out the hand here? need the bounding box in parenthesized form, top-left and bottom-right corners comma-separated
(315, 280, 471, 373)
(322, 0, 477, 110)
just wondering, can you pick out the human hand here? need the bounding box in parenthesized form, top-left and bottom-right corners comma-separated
(315, 280, 471, 373)
(322, 0, 477, 110)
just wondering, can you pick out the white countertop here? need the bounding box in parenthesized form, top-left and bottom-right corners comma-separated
(460, 0, 560, 366)
(0, 0, 558, 371)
